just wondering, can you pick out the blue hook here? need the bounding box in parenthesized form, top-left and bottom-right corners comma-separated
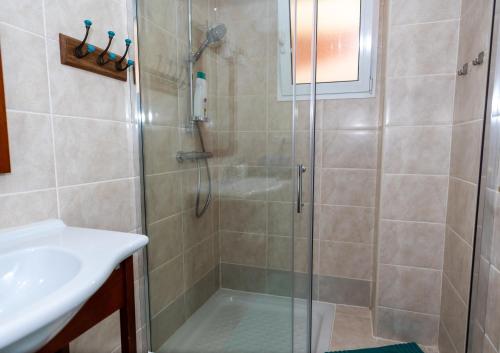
(117, 59, 134, 72)
(115, 38, 132, 71)
(74, 19, 93, 58)
(97, 30, 116, 65)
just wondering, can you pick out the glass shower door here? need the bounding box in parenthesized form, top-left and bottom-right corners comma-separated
(135, 0, 318, 351)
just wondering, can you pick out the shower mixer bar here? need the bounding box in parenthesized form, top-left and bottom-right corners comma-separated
(176, 151, 213, 162)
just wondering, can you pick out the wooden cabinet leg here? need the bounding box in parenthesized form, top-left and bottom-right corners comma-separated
(55, 345, 70, 353)
(120, 257, 137, 353)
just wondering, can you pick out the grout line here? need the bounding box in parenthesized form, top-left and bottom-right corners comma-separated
(439, 315, 460, 353)
(442, 272, 468, 308)
(449, 175, 478, 187)
(383, 172, 450, 177)
(390, 18, 460, 28)
(0, 187, 57, 198)
(380, 218, 445, 226)
(378, 305, 440, 318)
(56, 176, 137, 191)
(378, 262, 443, 272)
(0, 21, 45, 39)
(41, 0, 61, 218)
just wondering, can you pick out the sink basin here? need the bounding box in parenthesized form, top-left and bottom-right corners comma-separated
(0, 220, 148, 353)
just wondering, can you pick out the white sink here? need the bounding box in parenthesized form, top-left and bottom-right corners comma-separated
(0, 220, 149, 353)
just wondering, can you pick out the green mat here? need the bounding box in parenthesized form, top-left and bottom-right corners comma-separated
(327, 342, 424, 353)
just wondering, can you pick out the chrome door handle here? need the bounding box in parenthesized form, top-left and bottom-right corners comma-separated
(297, 164, 306, 213)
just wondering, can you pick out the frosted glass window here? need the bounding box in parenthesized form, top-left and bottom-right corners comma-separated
(292, 0, 361, 84)
(277, 0, 378, 100)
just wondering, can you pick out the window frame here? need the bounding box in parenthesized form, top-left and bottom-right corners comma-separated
(277, 0, 379, 101)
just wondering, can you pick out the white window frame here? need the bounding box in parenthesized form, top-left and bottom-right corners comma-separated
(277, 0, 379, 101)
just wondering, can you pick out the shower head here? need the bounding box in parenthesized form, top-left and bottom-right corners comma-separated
(192, 24, 227, 62)
(206, 24, 227, 45)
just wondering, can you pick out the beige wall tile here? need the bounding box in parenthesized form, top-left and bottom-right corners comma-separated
(322, 99, 379, 130)
(320, 205, 374, 244)
(142, 125, 181, 175)
(268, 202, 293, 236)
(0, 24, 49, 112)
(231, 95, 267, 131)
(450, 121, 483, 182)
(145, 172, 182, 223)
(268, 235, 291, 270)
(47, 41, 127, 121)
(219, 131, 267, 166)
(447, 177, 477, 245)
(184, 236, 215, 288)
(220, 199, 267, 234)
(0, 190, 58, 228)
(44, 0, 127, 49)
(149, 256, 184, 316)
(379, 220, 445, 269)
(383, 126, 451, 175)
(139, 0, 177, 35)
(381, 174, 448, 222)
(322, 131, 378, 169)
(221, 231, 267, 267)
(148, 214, 183, 270)
(0, 112, 55, 194)
(457, 0, 494, 65)
(182, 208, 214, 249)
(59, 179, 137, 232)
(70, 312, 121, 353)
(453, 64, 489, 123)
(0, 0, 44, 34)
(485, 266, 500, 349)
(141, 73, 179, 128)
(331, 313, 378, 350)
(319, 241, 373, 280)
(439, 321, 458, 353)
(387, 21, 459, 77)
(443, 227, 473, 303)
(54, 117, 133, 186)
(440, 274, 468, 353)
(378, 264, 442, 314)
(375, 307, 439, 345)
(219, 166, 267, 201)
(385, 76, 455, 126)
(321, 169, 376, 207)
(389, 0, 461, 25)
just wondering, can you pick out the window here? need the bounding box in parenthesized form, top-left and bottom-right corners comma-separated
(277, 0, 378, 100)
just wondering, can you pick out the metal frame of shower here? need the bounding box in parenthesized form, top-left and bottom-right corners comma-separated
(131, 0, 320, 351)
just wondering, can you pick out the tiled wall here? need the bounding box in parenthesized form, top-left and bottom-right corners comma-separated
(440, 1, 495, 353)
(214, 0, 301, 296)
(138, 0, 221, 350)
(215, 0, 384, 308)
(374, 0, 461, 345)
(0, 0, 144, 352)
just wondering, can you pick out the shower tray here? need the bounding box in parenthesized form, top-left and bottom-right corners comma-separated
(158, 289, 334, 353)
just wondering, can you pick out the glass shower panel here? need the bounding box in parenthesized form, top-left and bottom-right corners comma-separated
(467, 5, 499, 353)
(136, 0, 317, 352)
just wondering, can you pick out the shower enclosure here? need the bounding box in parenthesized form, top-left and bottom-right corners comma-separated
(136, 0, 319, 352)
(134, 0, 498, 352)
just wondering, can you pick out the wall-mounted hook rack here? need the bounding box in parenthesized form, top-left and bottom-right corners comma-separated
(59, 33, 129, 81)
(473, 51, 485, 66)
(457, 62, 469, 76)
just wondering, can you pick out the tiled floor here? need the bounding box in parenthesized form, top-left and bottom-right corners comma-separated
(330, 305, 439, 353)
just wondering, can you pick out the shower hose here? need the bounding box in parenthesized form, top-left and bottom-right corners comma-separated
(194, 120, 212, 218)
